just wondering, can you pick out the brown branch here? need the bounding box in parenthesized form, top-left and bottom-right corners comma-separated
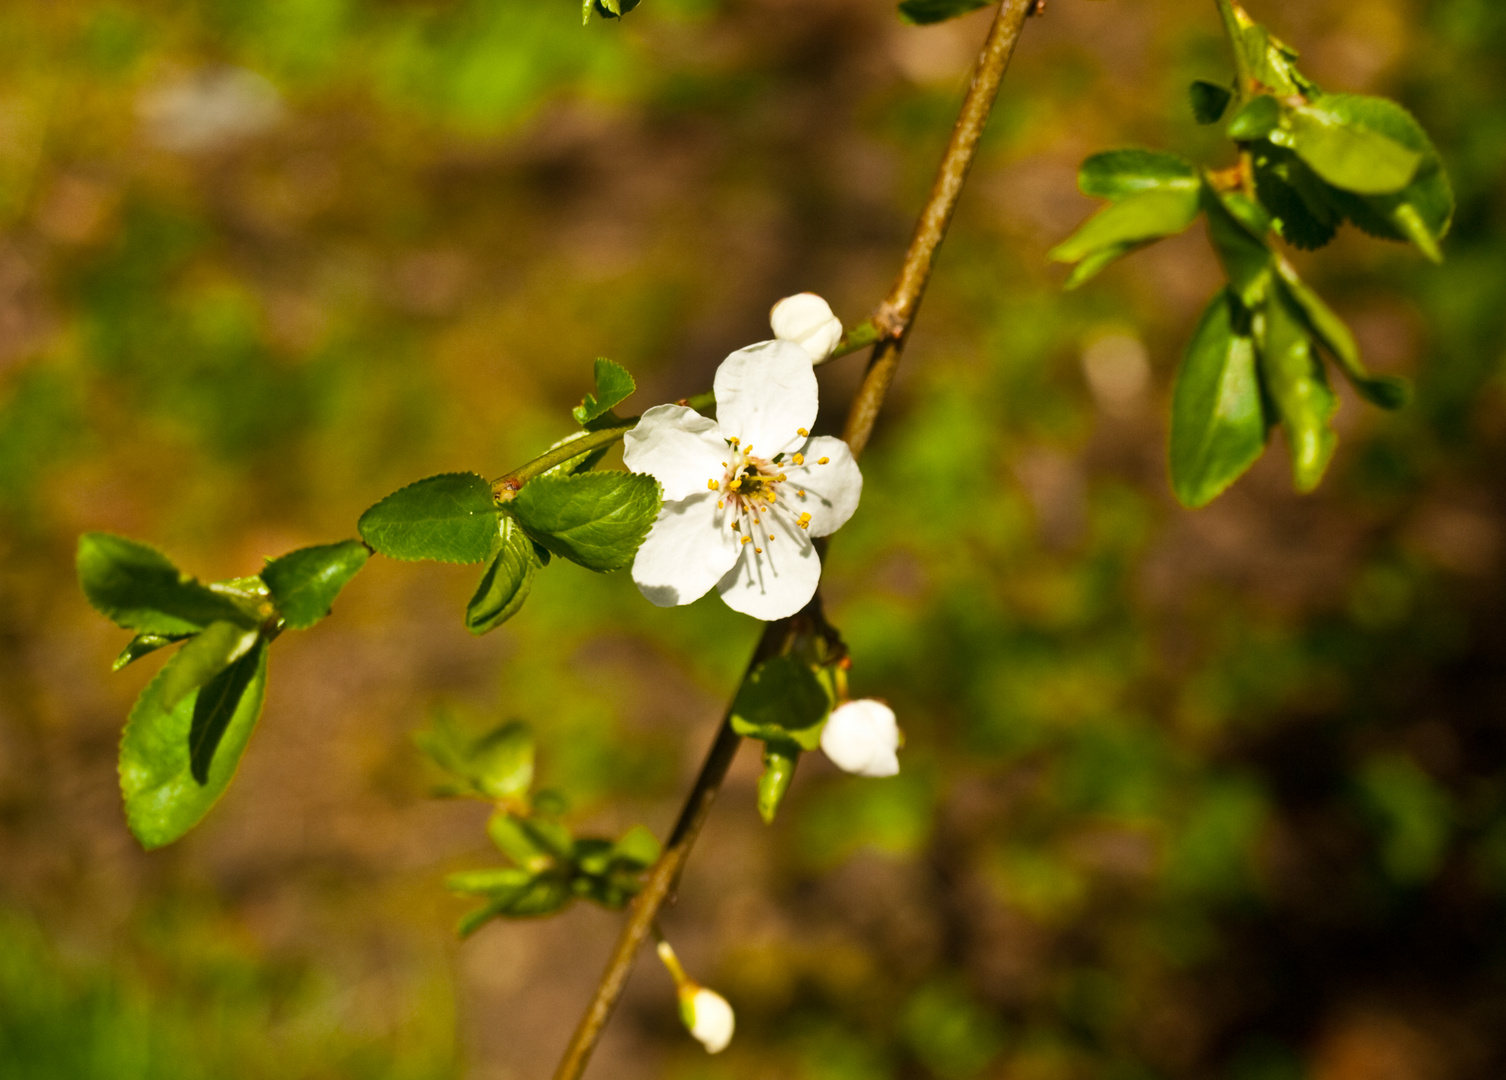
(550, 4, 1034, 1077)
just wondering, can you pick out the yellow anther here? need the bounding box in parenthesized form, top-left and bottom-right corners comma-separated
(744, 445, 752, 454)
(730, 437, 739, 445)
(755, 547, 762, 554)
(797, 428, 808, 437)
(768, 534, 775, 541)
(741, 536, 752, 545)
(721, 461, 728, 467)
(797, 489, 805, 497)
(798, 512, 812, 526)
(708, 479, 719, 490)
(717, 500, 724, 509)
(792, 453, 804, 465)
(818, 457, 829, 464)
(777, 473, 787, 481)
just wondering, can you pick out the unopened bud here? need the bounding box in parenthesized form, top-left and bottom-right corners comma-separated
(770, 293, 843, 362)
(820, 699, 900, 778)
(680, 985, 735, 1054)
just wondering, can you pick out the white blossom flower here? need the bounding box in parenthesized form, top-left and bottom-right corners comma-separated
(680, 985, 736, 1054)
(771, 292, 843, 362)
(820, 699, 901, 777)
(625, 333, 862, 620)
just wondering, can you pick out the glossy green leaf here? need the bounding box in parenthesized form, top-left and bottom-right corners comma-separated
(1063, 244, 1137, 290)
(159, 621, 259, 711)
(1226, 94, 1282, 141)
(1278, 100, 1422, 196)
(260, 540, 369, 630)
(1190, 80, 1233, 125)
(573, 358, 636, 425)
(119, 638, 269, 849)
(1274, 262, 1410, 409)
(1050, 188, 1201, 265)
(466, 517, 538, 635)
(1202, 186, 1274, 307)
(78, 533, 257, 636)
(1077, 149, 1199, 201)
(113, 632, 190, 671)
(1255, 292, 1338, 493)
(357, 472, 498, 564)
(756, 740, 801, 825)
(1253, 147, 1342, 250)
(1316, 95, 1453, 262)
(1169, 290, 1268, 508)
(897, 0, 990, 26)
(509, 471, 661, 573)
(416, 714, 535, 802)
(730, 655, 831, 751)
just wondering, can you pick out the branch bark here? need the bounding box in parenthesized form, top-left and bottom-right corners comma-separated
(551, 4, 1034, 1077)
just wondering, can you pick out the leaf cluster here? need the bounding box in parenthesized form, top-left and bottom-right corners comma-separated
(418, 714, 661, 935)
(1049, 0, 1452, 507)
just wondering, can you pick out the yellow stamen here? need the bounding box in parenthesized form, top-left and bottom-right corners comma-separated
(717, 500, 724, 508)
(768, 534, 775, 541)
(776, 474, 787, 482)
(741, 536, 751, 545)
(755, 547, 762, 554)
(797, 489, 805, 497)
(721, 461, 728, 467)
(730, 437, 739, 445)
(797, 428, 808, 437)
(708, 479, 719, 490)
(792, 453, 804, 465)
(797, 512, 812, 531)
(744, 445, 752, 455)
(818, 457, 829, 464)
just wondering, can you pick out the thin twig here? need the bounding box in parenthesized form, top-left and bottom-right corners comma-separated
(550, 4, 1034, 1077)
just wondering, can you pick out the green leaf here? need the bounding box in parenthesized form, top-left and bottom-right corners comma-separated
(1202, 185, 1274, 307)
(119, 638, 269, 849)
(543, 429, 611, 478)
(1274, 262, 1410, 409)
(159, 621, 259, 711)
(1190, 80, 1233, 125)
(1226, 94, 1282, 141)
(573, 358, 636, 426)
(113, 632, 190, 671)
(466, 518, 538, 635)
(508, 471, 661, 573)
(416, 715, 535, 802)
(260, 541, 370, 630)
(357, 472, 498, 564)
(1169, 290, 1268, 508)
(1279, 100, 1423, 195)
(78, 533, 258, 636)
(1050, 188, 1201, 265)
(1252, 147, 1342, 250)
(1314, 95, 1453, 262)
(1063, 244, 1138, 290)
(897, 0, 990, 26)
(1255, 291, 1338, 493)
(612, 824, 661, 869)
(452, 871, 571, 934)
(756, 741, 801, 825)
(1077, 150, 1199, 201)
(487, 812, 558, 870)
(730, 655, 831, 751)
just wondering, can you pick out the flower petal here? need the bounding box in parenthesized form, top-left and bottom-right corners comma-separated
(770, 293, 842, 362)
(623, 405, 728, 502)
(712, 340, 818, 458)
(716, 505, 820, 620)
(632, 491, 741, 607)
(782, 436, 862, 537)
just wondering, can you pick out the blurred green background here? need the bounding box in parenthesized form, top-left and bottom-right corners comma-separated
(2, 0, 1505, 1077)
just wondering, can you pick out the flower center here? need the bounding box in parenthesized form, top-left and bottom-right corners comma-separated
(705, 437, 816, 554)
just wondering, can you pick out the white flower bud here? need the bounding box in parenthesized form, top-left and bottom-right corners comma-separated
(820, 699, 900, 777)
(680, 985, 735, 1054)
(770, 292, 843, 362)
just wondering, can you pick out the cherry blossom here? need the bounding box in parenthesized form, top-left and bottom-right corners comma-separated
(820, 698, 901, 777)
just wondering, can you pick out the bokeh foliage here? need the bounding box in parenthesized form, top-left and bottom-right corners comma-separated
(4, 1, 1506, 1079)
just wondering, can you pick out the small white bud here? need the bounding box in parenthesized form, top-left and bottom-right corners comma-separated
(820, 699, 900, 778)
(770, 292, 843, 362)
(680, 986, 735, 1054)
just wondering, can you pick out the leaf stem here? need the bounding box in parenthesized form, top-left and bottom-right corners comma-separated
(549, 4, 1035, 1077)
(1213, 0, 1255, 97)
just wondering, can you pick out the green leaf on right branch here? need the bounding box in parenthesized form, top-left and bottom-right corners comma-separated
(119, 637, 269, 849)
(466, 517, 539, 635)
(78, 533, 258, 636)
(1190, 80, 1233, 125)
(1170, 289, 1268, 509)
(1077, 149, 1199, 201)
(416, 714, 536, 802)
(1274, 261, 1410, 410)
(897, 0, 990, 26)
(1280, 98, 1422, 196)
(260, 540, 370, 630)
(158, 621, 259, 711)
(1255, 290, 1338, 493)
(509, 471, 661, 573)
(1202, 186, 1275, 307)
(358, 472, 498, 564)
(730, 656, 831, 751)
(573, 358, 636, 426)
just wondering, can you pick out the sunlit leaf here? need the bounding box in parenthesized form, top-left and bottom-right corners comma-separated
(1274, 261, 1410, 409)
(78, 533, 257, 636)
(357, 472, 498, 564)
(1049, 188, 1201, 265)
(573, 357, 636, 426)
(1077, 149, 1199, 201)
(416, 714, 535, 802)
(159, 621, 259, 711)
(113, 632, 191, 671)
(509, 471, 661, 572)
(1279, 99, 1423, 195)
(730, 656, 831, 751)
(1255, 291, 1338, 492)
(466, 517, 538, 635)
(260, 540, 370, 630)
(1202, 186, 1274, 306)
(1226, 94, 1281, 141)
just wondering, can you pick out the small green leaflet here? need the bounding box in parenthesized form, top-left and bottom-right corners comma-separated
(730, 656, 831, 751)
(1278, 100, 1422, 196)
(119, 638, 269, 849)
(78, 533, 258, 636)
(416, 715, 535, 802)
(450, 869, 572, 934)
(1255, 290, 1338, 493)
(1202, 185, 1275, 307)
(1190, 80, 1233, 125)
(1077, 149, 1199, 201)
(358, 472, 498, 564)
(756, 740, 801, 825)
(261, 540, 370, 630)
(1275, 261, 1410, 409)
(113, 632, 190, 671)
(159, 621, 259, 710)
(573, 358, 636, 426)
(1227, 95, 1282, 141)
(897, 0, 990, 26)
(509, 471, 661, 573)
(1050, 187, 1201, 288)
(466, 517, 538, 635)
(1169, 290, 1268, 509)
